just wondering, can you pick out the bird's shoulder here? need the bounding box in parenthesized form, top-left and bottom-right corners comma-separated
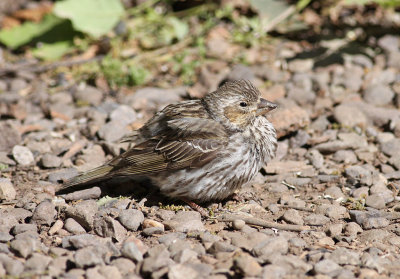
(123, 99, 227, 143)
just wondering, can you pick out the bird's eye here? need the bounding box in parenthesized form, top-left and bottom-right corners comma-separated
(239, 102, 247, 107)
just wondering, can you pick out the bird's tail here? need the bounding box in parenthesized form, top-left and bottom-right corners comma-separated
(56, 165, 114, 194)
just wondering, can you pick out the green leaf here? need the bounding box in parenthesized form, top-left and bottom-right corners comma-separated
(167, 17, 189, 40)
(0, 14, 63, 49)
(32, 41, 73, 61)
(296, 0, 312, 11)
(54, 0, 125, 37)
(129, 65, 149, 86)
(344, 0, 400, 7)
(97, 195, 117, 206)
(250, 0, 290, 21)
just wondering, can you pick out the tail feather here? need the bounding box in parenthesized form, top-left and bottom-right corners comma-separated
(56, 165, 114, 194)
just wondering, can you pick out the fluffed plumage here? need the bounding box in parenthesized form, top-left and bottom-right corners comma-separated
(57, 80, 277, 202)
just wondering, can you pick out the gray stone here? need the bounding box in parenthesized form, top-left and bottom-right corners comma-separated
(50, 91, 73, 104)
(324, 186, 345, 199)
(10, 78, 27, 92)
(262, 265, 287, 279)
(64, 218, 86, 234)
(164, 211, 205, 232)
(93, 216, 127, 242)
(12, 224, 37, 235)
(362, 217, 390, 230)
(381, 138, 400, 157)
(315, 140, 353, 153)
(109, 105, 137, 126)
(24, 253, 52, 273)
(369, 184, 394, 203)
(311, 115, 330, 132)
(333, 150, 358, 164)
(269, 254, 313, 274)
(334, 104, 368, 128)
(314, 259, 342, 276)
(66, 200, 99, 230)
(287, 87, 316, 106)
(142, 226, 164, 236)
(49, 168, 79, 184)
(98, 120, 128, 142)
(0, 151, 15, 165)
(344, 222, 363, 236)
(141, 245, 172, 274)
(345, 165, 373, 186)
(74, 85, 103, 106)
(126, 87, 186, 111)
(305, 149, 324, 169)
(365, 194, 386, 209)
(159, 232, 187, 246)
(252, 236, 288, 261)
(64, 187, 102, 201)
(304, 214, 329, 226)
(227, 64, 255, 81)
(40, 153, 62, 168)
(64, 234, 100, 249)
(376, 132, 395, 144)
(74, 246, 104, 268)
(364, 84, 394, 106)
(356, 102, 400, 128)
(378, 35, 399, 52)
(344, 65, 364, 91)
(12, 145, 34, 165)
(352, 186, 369, 199)
(324, 205, 348, 219)
(338, 132, 368, 149)
(10, 239, 34, 258)
(282, 209, 304, 225)
(290, 130, 310, 148)
(0, 232, 13, 242)
(168, 263, 200, 279)
(111, 258, 136, 275)
(118, 209, 144, 231)
(349, 210, 368, 225)
(207, 241, 237, 254)
(329, 247, 360, 265)
(173, 248, 198, 263)
(0, 254, 24, 276)
(0, 122, 21, 152)
(232, 219, 245, 230)
(31, 200, 56, 226)
(327, 223, 343, 236)
(288, 59, 313, 72)
(234, 253, 262, 277)
(0, 178, 16, 201)
(121, 241, 143, 262)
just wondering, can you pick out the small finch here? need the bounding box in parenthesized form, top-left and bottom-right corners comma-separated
(57, 80, 277, 209)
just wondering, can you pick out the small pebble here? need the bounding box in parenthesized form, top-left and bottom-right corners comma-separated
(232, 219, 245, 230)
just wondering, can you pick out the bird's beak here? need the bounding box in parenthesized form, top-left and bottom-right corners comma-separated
(256, 98, 277, 116)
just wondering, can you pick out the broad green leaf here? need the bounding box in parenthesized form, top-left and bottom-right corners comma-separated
(250, 0, 290, 21)
(167, 17, 189, 40)
(54, 0, 124, 37)
(0, 14, 63, 49)
(296, 0, 312, 11)
(32, 41, 73, 60)
(345, 0, 400, 6)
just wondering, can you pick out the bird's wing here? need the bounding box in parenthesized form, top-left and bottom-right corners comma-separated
(109, 117, 227, 176)
(61, 116, 228, 189)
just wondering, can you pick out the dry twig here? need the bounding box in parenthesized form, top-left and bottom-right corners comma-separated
(217, 214, 311, 232)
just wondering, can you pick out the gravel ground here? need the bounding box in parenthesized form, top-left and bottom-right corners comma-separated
(1, 28, 400, 278)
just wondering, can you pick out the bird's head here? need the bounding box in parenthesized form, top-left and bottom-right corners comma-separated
(203, 80, 277, 131)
